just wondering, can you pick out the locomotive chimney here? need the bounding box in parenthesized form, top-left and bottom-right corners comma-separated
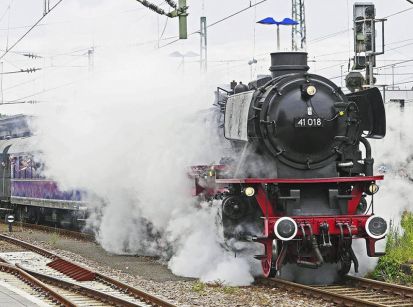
(269, 52, 309, 78)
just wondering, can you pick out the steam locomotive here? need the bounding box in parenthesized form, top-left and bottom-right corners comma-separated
(191, 52, 387, 277)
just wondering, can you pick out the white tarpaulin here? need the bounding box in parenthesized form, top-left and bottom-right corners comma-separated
(224, 90, 254, 141)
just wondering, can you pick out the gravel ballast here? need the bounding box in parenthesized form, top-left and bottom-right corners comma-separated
(0, 225, 333, 306)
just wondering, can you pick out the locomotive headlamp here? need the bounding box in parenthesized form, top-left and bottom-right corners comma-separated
(207, 169, 216, 177)
(365, 216, 388, 239)
(244, 187, 255, 197)
(306, 85, 317, 96)
(368, 183, 379, 194)
(274, 217, 298, 241)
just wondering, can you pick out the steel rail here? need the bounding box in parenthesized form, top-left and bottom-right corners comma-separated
(0, 234, 176, 307)
(1, 220, 95, 241)
(17, 265, 146, 307)
(259, 277, 413, 306)
(0, 262, 75, 306)
(344, 275, 413, 299)
(94, 273, 176, 307)
(0, 233, 56, 258)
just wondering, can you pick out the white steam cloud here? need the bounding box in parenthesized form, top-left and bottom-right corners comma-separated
(353, 103, 413, 276)
(31, 50, 257, 285)
(29, 40, 413, 286)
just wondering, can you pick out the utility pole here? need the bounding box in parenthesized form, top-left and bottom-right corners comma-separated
(44, 0, 50, 15)
(0, 62, 3, 104)
(276, 25, 280, 50)
(340, 65, 344, 87)
(178, 0, 188, 39)
(292, 0, 306, 51)
(88, 48, 94, 72)
(200, 17, 207, 72)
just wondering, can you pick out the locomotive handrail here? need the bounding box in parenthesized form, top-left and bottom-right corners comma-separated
(215, 175, 384, 184)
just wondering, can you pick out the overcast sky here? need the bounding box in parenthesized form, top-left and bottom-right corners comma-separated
(0, 0, 412, 114)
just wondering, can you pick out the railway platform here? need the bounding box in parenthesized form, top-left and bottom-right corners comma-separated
(0, 281, 47, 307)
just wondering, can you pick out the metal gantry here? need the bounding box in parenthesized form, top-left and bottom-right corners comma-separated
(291, 0, 306, 51)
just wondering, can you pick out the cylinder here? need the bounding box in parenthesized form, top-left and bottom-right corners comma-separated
(269, 52, 309, 78)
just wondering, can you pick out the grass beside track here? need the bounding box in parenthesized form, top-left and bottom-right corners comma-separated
(371, 211, 413, 285)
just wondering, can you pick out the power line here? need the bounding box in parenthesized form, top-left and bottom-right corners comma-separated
(0, 68, 41, 75)
(1, 100, 39, 105)
(0, 0, 65, 60)
(307, 7, 413, 48)
(374, 73, 413, 75)
(2, 78, 36, 92)
(308, 29, 350, 44)
(384, 6, 413, 18)
(376, 59, 413, 69)
(5, 80, 77, 104)
(135, 0, 174, 17)
(392, 79, 413, 86)
(164, 0, 177, 9)
(208, 0, 268, 28)
(386, 41, 413, 53)
(0, 1, 12, 24)
(159, 0, 269, 48)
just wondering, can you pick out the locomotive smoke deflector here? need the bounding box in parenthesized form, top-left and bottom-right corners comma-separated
(346, 87, 386, 139)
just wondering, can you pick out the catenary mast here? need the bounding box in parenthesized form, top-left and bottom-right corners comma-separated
(291, 0, 306, 51)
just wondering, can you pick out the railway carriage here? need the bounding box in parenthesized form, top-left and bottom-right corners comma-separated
(0, 131, 86, 227)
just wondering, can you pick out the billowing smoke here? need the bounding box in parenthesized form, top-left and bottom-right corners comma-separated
(353, 103, 413, 275)
(28, 38, 413, 286)
(31, 50, 258, 285)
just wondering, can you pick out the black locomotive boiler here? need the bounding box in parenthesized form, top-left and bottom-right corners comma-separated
(191, 52, 387, 277)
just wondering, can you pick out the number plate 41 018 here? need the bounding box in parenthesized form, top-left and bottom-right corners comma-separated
(294, 117, 323, 128)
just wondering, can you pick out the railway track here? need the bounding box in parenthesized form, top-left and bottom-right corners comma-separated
(0, 234, 176, 307)
(0, 261, 73, 306)
(1, 220, 95, 241)
(259, 275, 413, 306)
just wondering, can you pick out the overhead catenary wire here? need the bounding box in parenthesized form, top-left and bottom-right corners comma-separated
(376, 59, 413, 69)
(5, 80, 77, 104)
(374, 73, 413, 75)
(0, 68, 41, 75)
(2, 78, 36, 92)
(1, 100, 39, 105)
(0, 0, 13, 24)
(308, 29, 350, 44)
(5, 0, 13, 51)
(391, 79, 413, 86)
(164, 0, 177, 9)
(135, 0, 174, 17)
(159, 0, 269, 48)
(306, 6, 413, 47)
(0, 0, 65, 61)
(384, 6, 413, 18)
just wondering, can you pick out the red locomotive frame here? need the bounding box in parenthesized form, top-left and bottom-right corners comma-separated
(191, 165, 384, 277)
